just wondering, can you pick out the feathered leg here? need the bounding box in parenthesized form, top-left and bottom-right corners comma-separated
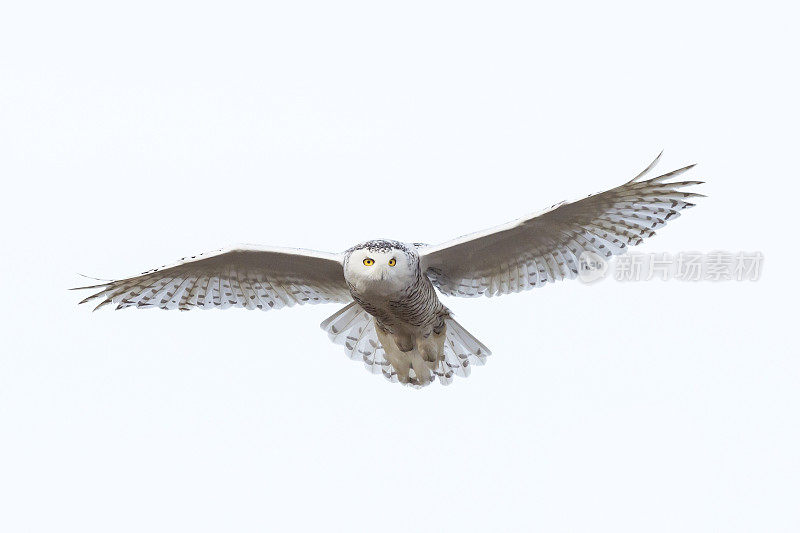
(376, 328, 411, 384)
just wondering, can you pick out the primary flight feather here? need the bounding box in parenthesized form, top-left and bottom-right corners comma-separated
(75, 153, 703, 387)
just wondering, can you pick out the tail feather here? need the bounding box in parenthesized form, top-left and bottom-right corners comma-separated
(320, 301, 363, 349)
(320, 304, 490, 387)
(445, 316, 491, 364)
(320, 302, 398, 381)
(437, 317, 491, 383)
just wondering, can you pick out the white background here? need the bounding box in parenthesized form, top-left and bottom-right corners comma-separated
(1, 1, 797, 532)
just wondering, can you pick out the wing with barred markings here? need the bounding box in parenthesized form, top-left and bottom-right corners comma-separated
(420, 153, 705, 297)
(74, 245, 351, 311)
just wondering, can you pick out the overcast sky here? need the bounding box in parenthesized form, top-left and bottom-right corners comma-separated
(1, 1, 797, 532)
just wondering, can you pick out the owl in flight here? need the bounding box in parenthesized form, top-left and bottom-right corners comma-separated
(76, 153, 703, 387)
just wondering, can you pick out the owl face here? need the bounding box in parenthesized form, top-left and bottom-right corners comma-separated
(344, 241, 418, 296)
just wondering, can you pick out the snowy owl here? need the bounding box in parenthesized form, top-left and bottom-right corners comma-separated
(75, 153, 703, 387)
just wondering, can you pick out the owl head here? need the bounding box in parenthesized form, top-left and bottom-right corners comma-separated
(343, 240, 419, 295)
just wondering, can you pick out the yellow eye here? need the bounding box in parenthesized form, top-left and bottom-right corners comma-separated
(363, 258, 374, 266)
(388, 258, 396, 266)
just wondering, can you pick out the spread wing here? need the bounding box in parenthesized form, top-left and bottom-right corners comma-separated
(74, 245, 351, 311)
(420, 153, 704, 297)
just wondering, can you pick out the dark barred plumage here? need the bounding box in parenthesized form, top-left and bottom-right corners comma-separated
(387, 268, 447, 333)
(346, 239, 414, 255)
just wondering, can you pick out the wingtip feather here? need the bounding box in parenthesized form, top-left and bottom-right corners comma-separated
(78, 290, 106, 306)
(70, 283, 109, 291)
(630, 150, 664, 182)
